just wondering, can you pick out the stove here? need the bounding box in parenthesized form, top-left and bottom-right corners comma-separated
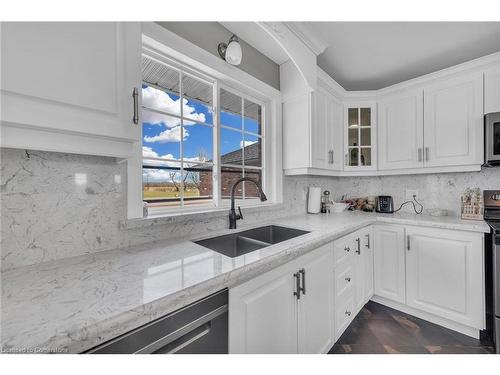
(483, 190, 500, 353)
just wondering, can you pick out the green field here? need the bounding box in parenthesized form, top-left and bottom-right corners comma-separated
(143, 189, 200, 199)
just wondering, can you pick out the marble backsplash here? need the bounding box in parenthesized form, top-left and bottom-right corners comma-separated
(1, 147, 499, 270)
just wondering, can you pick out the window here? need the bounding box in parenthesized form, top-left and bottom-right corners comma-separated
(347, 106, 372, 167)
(141, 55, 266, 214)
(220, 88, 264, 203)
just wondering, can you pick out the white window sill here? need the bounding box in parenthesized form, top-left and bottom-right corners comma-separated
(120, 202, 284, 230)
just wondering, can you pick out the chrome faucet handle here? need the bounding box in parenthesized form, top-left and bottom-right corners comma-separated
(238, 206, 243, 220)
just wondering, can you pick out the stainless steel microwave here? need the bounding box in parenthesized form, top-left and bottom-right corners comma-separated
(485, 112, 500, 166)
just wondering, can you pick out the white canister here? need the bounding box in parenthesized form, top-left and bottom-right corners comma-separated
(307, 187, 322, 214)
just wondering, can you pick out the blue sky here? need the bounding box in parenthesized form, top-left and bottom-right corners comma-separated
(142, 85, 260, 163)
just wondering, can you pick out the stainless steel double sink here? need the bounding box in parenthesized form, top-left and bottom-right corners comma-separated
(194, 225, 310, 258)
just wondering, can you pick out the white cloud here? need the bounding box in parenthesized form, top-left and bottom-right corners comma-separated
(240, 140, 257, 148)
(142, 146, 178, 167)
(143, 126, 188, 144)
(142, 86, 206, 127)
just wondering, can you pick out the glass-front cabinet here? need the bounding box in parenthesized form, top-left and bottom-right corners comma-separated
(344, 103, 376, 170)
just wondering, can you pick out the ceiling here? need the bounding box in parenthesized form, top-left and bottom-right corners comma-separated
(301, 22, 500, 90)
(221, 22, 500, 91)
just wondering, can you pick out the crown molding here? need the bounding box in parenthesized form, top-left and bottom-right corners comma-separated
(284, 22, 328, 56)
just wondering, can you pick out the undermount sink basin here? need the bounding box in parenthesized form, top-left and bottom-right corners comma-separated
(194, 225, 310, 258)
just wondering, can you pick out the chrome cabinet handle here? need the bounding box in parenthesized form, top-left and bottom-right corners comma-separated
(345, 277, 351, 282)
(132, 87, 139, 125)
(293, 272, 301, 299)
(299, 268, 306, 295)
(407, 234, 411, 251)
(344, 246, 350, 252)
(345, 311, 352, 316)
(425, 147, 429, 162)
(418, 148, 422, 162)
(365, 234, 370, 248)
(355, 238, 361, 255)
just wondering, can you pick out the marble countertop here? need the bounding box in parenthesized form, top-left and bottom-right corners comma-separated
(0, 211, 489, 353)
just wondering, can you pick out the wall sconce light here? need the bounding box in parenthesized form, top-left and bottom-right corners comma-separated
(218, 34, 242, 66)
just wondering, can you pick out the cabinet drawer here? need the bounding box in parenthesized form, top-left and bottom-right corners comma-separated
(335, 294, 355, 339)
(335, 260, 355, 298)
(334, 236, 354, 266)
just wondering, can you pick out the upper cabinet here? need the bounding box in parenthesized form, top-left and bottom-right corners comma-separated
(1, 22, 142, 158)
(282, 62, 343, 174)
(423, 72, 483, 167)
(344, 103, 376, 170)
(485, 65, 500, 114)
(378, 90, 423, 170)
(377, 72, 484, 172)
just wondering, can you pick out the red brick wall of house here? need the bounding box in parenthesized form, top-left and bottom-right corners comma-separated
(199, 168, 261, 198)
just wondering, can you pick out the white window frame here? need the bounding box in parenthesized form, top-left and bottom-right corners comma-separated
(127, 24, 282, 220)
(218, 83, 267, 209)
(141, 53, 219, 214)
(131, 47, 278, 219)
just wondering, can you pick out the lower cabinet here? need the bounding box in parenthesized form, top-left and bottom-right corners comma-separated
(333, 226, 373, 340)
(229, 243, 334, 354)
(373, 225, 406, 304)
(405, 226, 484, 329)
(229, 222, 485, 353)
(373, 224, 485, 336)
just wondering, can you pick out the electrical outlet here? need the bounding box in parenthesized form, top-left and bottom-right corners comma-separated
(406, 189, 419, 201)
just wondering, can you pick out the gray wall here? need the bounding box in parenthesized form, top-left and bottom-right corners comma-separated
(157, 22, 280, 90)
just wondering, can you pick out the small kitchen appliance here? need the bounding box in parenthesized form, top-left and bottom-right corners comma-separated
(484, 112, 500, 166)
(376, 195, 394, 213)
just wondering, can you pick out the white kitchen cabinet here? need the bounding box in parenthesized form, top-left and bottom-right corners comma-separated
(282, 62, 343, 174)
(298, 245, 335, 353)
(229, 257, 299, 354)
(405, 226, 484, 329)
(373, 225, 406, 304)
(362, 227, 374, 302)
(333, 227, 374, 339)
(344, 102, 377, 170)
(377, 90, 424, 170)
(423, 72, 483, 167)
(229, 243, 334, 354)
(485, 65, 500, 114)
(1, 22, 142, 157)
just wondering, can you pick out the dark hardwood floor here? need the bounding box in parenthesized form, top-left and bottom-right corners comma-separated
(329, 301, 495, 354)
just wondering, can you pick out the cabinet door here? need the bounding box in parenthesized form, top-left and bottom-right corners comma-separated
(1, 22, 141, 144)
(353, 233, 366, 310)
(229, 260, 299, 353)
(328, 95, 344, 171)
(344, 103, 377, 170)
(378, 90, 424, 170)
(298, 244, 334, 354)
(406, 227, 484, 329)
(373, 225, 406, 304)
(423, 72, 483, 167)
(485, 65, 500, 114)
(311, 89, 329, 169)
(362, 227, 374, 302)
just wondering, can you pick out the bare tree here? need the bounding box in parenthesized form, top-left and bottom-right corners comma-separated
(169, 172, 188, 192)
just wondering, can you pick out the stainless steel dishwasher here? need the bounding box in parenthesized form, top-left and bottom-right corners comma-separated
(86, 289, 228, 354)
